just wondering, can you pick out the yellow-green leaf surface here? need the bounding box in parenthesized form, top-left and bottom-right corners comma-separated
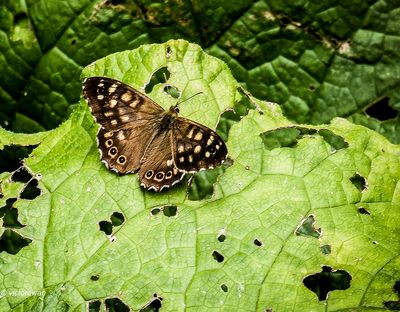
(0, 40, 399, 311)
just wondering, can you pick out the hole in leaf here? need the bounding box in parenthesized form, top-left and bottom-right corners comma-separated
(162, 205, 177, 217)
(254, 239, 263, 247)
(318, 129, 349, 150)
(221, 284, 228, 292)
(166, 46, 172, 57)
(163, 85, 180, 99)
(295, 215, 321, 239)
(260, 127, 301, 150)
(188, 158, 233, 201)
(20, 178, 41, 199)
(0, 198, 24, 228)
(110, 212, 124, 227)
(88, 299, 101, 311)
(99, 221, 113, 236)
(11, 167, 32, 183)
(309, 85, 316, 91)
(144, 67, 170, 94)
(140, 294, 163, 312)
(0, 145, 36, 173)
(90, 275, 99, 281)
(151, 208, 161, 215)
(350, 173, 367, 192)
(212, 250, 224, 263)
(384, 280, 400, 310)
(71, 39, 76, 45)
(104, 297, 130, 312)
(358, 207, 370, 215)
(217, 234, 226, 242)
(0, 229, 32, 254)
(372, 241, 378, 245)
(303, 266, 352, 301)
(366, 97, 398, 121)
(320, 244, 331, 255)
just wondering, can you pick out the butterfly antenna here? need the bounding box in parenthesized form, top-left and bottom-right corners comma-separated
(176, 91, 203, 106)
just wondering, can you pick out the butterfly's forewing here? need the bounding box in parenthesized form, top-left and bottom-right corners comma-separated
(138, 129, 185, 191)
(83, 77, 164, 173)
(172, 118, 228, 172)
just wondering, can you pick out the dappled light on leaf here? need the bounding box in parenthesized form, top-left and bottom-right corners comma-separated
(303, 266, 352, 301)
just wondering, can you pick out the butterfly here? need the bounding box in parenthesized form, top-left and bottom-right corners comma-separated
(82, 76, 228, 191)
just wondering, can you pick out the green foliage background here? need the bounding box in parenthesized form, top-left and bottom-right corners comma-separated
(0, 1, 400, 311)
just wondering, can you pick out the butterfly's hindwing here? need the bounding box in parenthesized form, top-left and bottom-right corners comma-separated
(173, 118, 227, 172)
(138, 129, 184, 191)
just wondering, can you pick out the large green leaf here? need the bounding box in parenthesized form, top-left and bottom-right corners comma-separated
(1, 1, 399, 143)
(0, 40, 399, 311)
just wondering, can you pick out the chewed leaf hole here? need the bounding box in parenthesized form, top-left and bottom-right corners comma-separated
(320, 244, 331, 255)
(164, 85, 180, 99)
(88, 300, 101, 311)
(217, 234, 226, 242)
(212, 250, 224, 263)
(384, 280, 400, 310)
(253, 238, 263, 247)
(188, 159, 233, 201)
(110, 212, 125, 226)
(20, 179, 41, 200)
(358, 207, 371, 215)
(260, 128, 301, 150)
(0, 145, 36, 173)
(144, 66, 170, 94)
(318, 129, 349, 151)
(105, 297, 130, 312)
(221, 284, 228, 292)
(90, 275, 99, 281)
(140, 294, 163, 312)
(0, 229, 32, 254)
(166, 46, 172, 57)
(366, 97, 398, 121)
(99, 221, 113, 236)
(350, 173, 367, 192)
(303, 266, 352, 301)
(163, 205, 177, 217)
(11, 167, 33, 183)
(151, 208, 161, 215)
(295, 215, 321, 239)
(0, 198, 24, 228)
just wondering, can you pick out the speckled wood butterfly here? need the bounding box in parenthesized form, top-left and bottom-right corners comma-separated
(82, 76, 228, 191)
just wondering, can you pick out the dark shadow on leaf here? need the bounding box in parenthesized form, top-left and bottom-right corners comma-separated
(303, 266, 352, 301)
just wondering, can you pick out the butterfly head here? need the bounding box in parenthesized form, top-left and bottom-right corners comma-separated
(169, 105, 180, 116)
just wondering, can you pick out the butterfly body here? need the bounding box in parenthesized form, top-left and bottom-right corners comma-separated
(83, 76, 227, 192)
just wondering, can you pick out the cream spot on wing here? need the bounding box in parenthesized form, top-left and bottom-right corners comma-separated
(110, 99, 118, 107)
(188, 155, 193, 163)
(178, 144, 184, 153)
(129, 98, 140, 108)
(194, 145, 201, 154)
(173, 167, 179, 174)
(207, 136, 214, 146)
(104, 111, 114, 117)
(205, 151, 210, 158)
(179, 156, 185, 163)
(194, 132, 203, 141)
(120, 116, 130, 122)
(104, 132, 113, 138)
(215, 144, 220, 150)
(111, 120, 118, 126)
(97, 94, 104, 100)
(121, 92, 132, 102)
(117, 131, 125, 140)
(187, 128, 194, 139)
(108, 85, 117, 93)
(98, 83, 104, 87)
(166, 159, 173, 166)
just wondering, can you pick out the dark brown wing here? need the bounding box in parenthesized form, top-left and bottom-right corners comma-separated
(172, 117, 228, 173)
(83, 76, 165, 173)
(138, 129, 185, 192)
